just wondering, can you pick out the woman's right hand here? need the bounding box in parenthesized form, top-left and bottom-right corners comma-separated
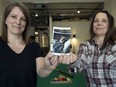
(58, 52, 77, 64)
(44, 52, 59, 70)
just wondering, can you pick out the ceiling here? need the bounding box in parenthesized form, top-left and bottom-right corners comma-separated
(23, 2, 104, 27)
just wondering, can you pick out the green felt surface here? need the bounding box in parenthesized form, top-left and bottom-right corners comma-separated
(37, 64, 86, 87)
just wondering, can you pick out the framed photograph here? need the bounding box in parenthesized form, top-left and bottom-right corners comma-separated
(51, 27, 71, 55)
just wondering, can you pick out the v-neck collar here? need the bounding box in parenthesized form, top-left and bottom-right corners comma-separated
(5, 42, 27, 55)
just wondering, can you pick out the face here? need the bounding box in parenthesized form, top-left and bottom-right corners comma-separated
(93, 12, 108, 37)
(60, 37, 66, 43)
(5, 6, 26, 36)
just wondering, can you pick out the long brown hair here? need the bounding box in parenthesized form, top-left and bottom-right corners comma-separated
(89, 10, 116, 49)
(1, 2, 30, 43)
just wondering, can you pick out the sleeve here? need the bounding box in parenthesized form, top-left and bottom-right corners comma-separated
(67, 42, 88, 74)
(33, 42, 44, 58)
(0, 40, 2, 47)
(105, 42, 116, 67)
(0, 38, 3, 49)
(0, 38, 4, 55)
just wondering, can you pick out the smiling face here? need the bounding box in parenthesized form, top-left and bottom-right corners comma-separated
(93, 12, 108, 37)
(5, 6, 26, 36)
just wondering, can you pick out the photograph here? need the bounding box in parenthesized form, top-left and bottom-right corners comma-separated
(51, 27, 71, 55)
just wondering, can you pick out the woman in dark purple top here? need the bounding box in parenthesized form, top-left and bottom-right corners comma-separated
(0, 2, 58, 87)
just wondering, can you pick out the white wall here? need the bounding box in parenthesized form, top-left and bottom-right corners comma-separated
(111, 0, 116, 26)
(0, 0, 3, 35)
(52, 21, 90, 53)
(104, 0, 116, 26)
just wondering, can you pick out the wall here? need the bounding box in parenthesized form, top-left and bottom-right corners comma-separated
(110, 0, 116, 26)
(104, 0, 116, 26)
(0, 0, 3, 35)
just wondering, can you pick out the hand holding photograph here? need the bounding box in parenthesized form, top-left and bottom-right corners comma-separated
(51, 27, 71, 55)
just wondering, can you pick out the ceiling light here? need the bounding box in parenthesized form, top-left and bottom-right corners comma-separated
(77, 10, 80, 14)
(35, 31, 38, 35)
(35, 12, 38, 17)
